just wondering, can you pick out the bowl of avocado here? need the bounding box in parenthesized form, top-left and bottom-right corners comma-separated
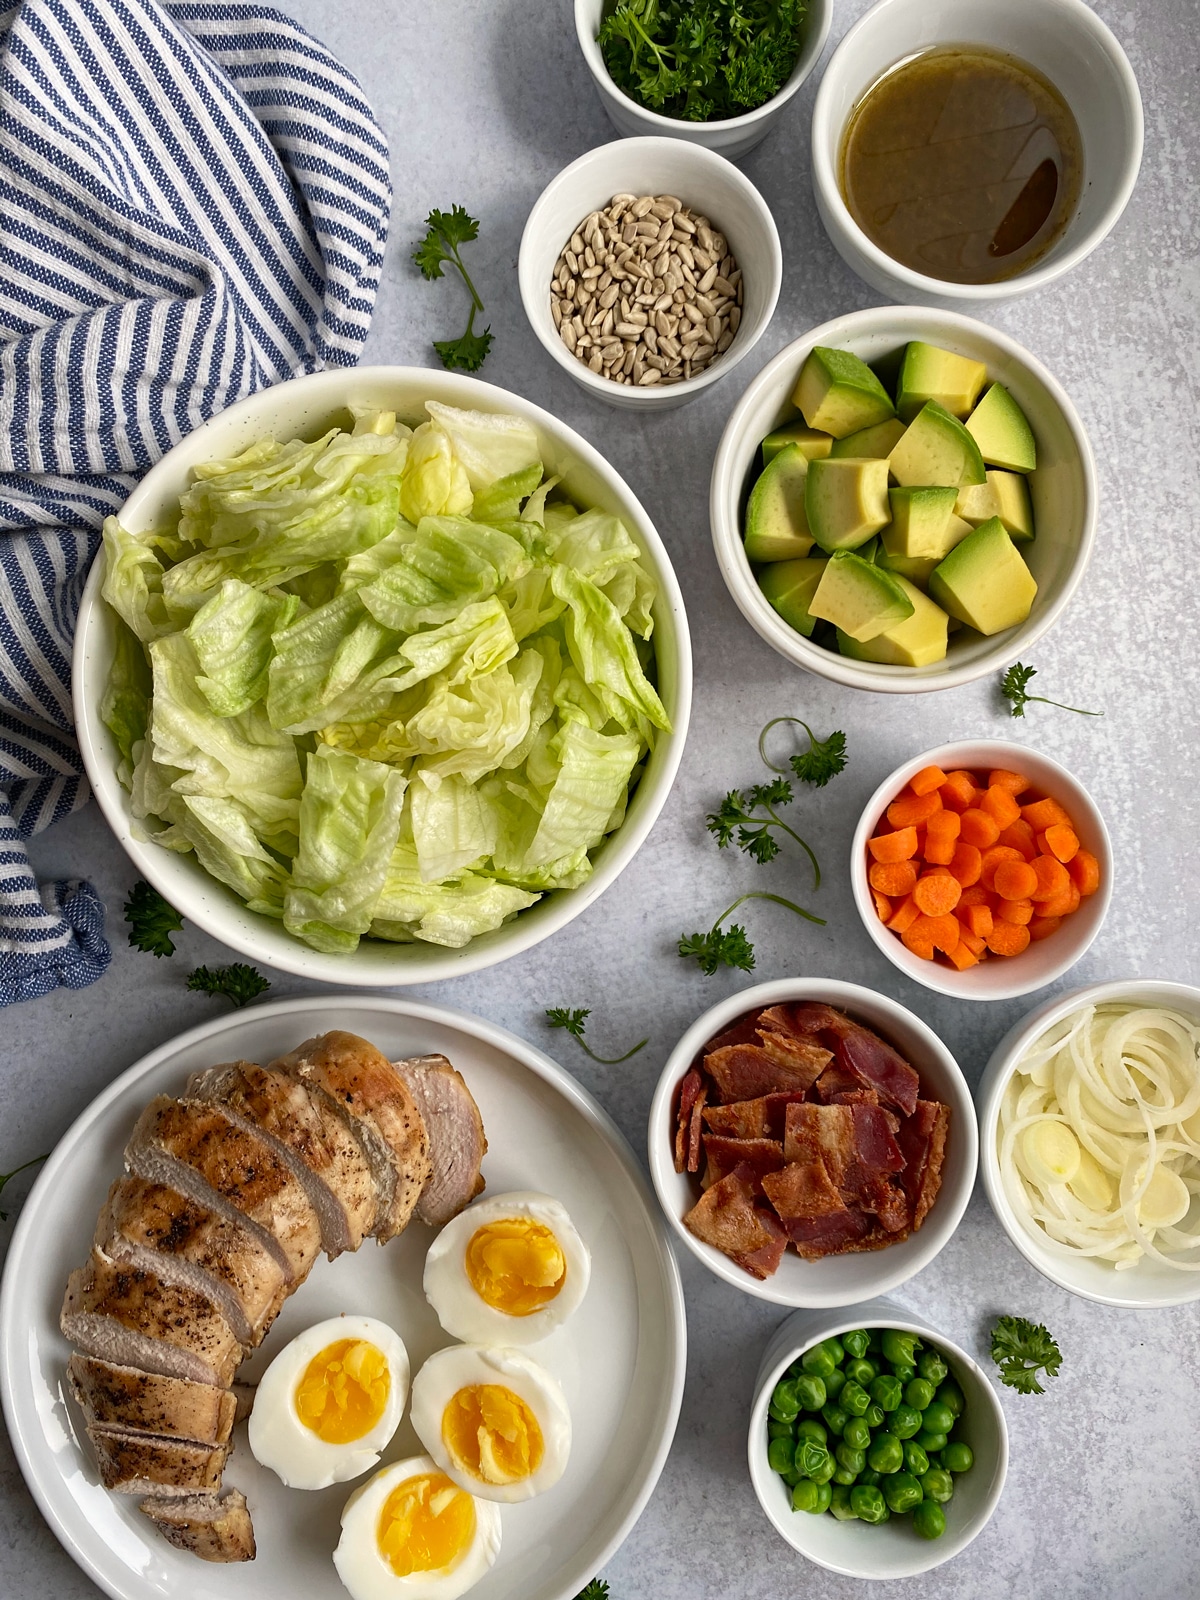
(709, 306, 1096, 693)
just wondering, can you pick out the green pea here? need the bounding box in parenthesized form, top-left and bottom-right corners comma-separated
(787, 1359, 805, 1380)
(842, 1329, 870, 1361)
(833, 1464, 858, 1486)
(917, 1348, 949, 1387)
(835, 1442, 866, 1476)
(904, 1377, 935, 1411)
(795, 1439, 827, 1479)
(842, 1415, 871, 1451)
(858, 1468, 882, 1487)
(912, 1499, 946, 1540)
(867, 1431, 903, 1475)
(821, 1403, 849, 1435)
(829, 1483, 858, 1520)
(767, 1418, 795, 1440)
(814, 1480, 834, 1513)
(865, 1328, 883, 1352)
(823, 1367, 848, 1401)
(782, 1465, 802, 1487)
(850, 1485, 890, 1524)
(922, 1401, 955, 1436)
(891, 1404, 923, 1440)
(922, 1467, 954, 1504)
(791, 1479, 821, 1513)
(844, 1358, 877, 1386)
(869, 1374, 903, 1412)
(864, 1404, 886, 1429)
(768, 1437, 795, 1474)
(796, 1419, 828, 1446)
(795, 1375, 827, 1412)
(881, 1330, 922, 1368)
(824, 1336, 845, 1365)
(841, 1379, 870, 1416)
(801, 1342, 837, 1380)
(903, 1439, 929, 1477)
(884, 1471, 924, 1513)
(936, 1378, 966, 1419)
(770, 1379, 801, 1420)
(916, 1429, 948, 1453)
(890, 1362, 916, 1386)
(810, 1451, 837, 1485)
(943, 1441, 974, 1474)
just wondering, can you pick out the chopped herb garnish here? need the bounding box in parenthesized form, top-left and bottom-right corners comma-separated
(759, 716, 848, 788)
(123, 880, 184, 958)
(545, 1008, 647, 1064)
(0, 1153, 49, 1222)
(706, 779, 820, 886)
(1000, 662, 1102, 720)
(575, 1582, 611, 1600)
(990, 1315, 1062, 1394)
(413, 205, 493, 372)
(679, 891, 825, 976)
(186, 964, 271, 1008)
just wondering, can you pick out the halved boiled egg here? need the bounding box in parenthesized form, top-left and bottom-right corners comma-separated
(409, 1345, 571, 1503)
(423, 1191, 590, 1346)
(248, 1315, 409, 1490)
(334, 1453, 501, 1600)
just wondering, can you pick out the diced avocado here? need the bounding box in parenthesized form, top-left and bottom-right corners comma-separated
(966, 383, 1037, 472)
(758, 556, 828, 637)
(928, 517, 1038, 634)
(805, 457, 891, 552)
(836, 577, 950, 666)
(878, 546, 939, 587)
(830, 418, 907, 460)
(988, 469, 1035, 541)
(808, 551, 915, 641)
(896, 342, 988, 421)
(793, 346, 896, 440)
(954, 480, 1001, 525)
(883, 486, 959, 559)
(744, 444, 814, 562)
(761, 421, 834, 466)
(888, 401, 986, 488)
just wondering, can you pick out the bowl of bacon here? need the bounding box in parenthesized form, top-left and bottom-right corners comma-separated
(647, 979, 978, 1305)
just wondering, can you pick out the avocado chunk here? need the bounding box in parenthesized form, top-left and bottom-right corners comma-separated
(896, 342, 988, 421)
(966, 383, 1037, 472)
(793, 346, 896, 439)
(988, 469, 1035, 541)
(761, 421, 834, 466)
(888, 401, 986, 488)
(954, 479, 1001, 526)
(808, 551, 915, 641)
(928, 517, 1038, 634)
(830, 418, 907, 460)
(877, 546, 939, 588)
(758, 556, 828, 637)
(805, 457, 891, 552)
(883, 486, 959, 559)
(836, 577, 950, 666)
(744, 444, 814, 562)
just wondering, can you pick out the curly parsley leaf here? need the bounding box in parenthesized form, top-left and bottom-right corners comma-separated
(413, 205, 492, 373)
(759, 716, 848, 787)
(705, 779, 819, 884)
(1000, 661, 1102, 720)
(575, 1581, 611, 1600)
(545, 1008, 647, 1064)
(186, 964, 271, 1009)
(124, 881, 184, 958)
(679, 891, 824, 976)
(433, 324, 493, 373)
(990, 1315, 1062, 1394)
(0, 1153, 49, 1222)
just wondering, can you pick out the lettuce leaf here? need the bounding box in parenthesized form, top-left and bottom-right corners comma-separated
(545, 506, 642, 581)
(410, 770, 497, 882)
(101, 518, 174, 642)
(551, 564, 669, 731)
(370, 843, 537, 947)
(399, 422, 473, 523)
(175, 795, 290, 917)
(359, 515, 530, 632)
(407, 645, 543, 784)
(187, 579, 299, 717)
(266, 593, 399, 734)
(101, 617, 153, 784)
(524, 720, 641, 869)
(425, 401, 541, 493)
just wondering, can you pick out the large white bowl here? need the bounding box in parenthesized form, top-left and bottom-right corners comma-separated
(710, 306, 1097, 692)
(850, 741, 1113, 1001)
(811, 0, 1144, 306)
(574, 0, 832, 162)
(647, 979, 978, 1307)
(748, 1299, 1008, 1578)
(73, 367, 692, 984)
(977, 980, 1200, 1309)
(519, 138, 782, 411)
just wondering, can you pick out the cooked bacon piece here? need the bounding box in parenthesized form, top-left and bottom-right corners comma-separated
(701, 1136, 784, 1192)
(686, 1082, 708, 1174)
(760, 1002, 851, 1038)
(813, 1062, 867, 1101)
(703, 1090, 810, 1141)
(704, 1039, 831, 1104)
(674, 1070, 703, 1171)
(839, 1220, 913, 1254)
(699, 1013, 765, 1059)
(756, 1027, 830, 1088)
(784, 1102, 907, 1229)
(787, 1207, 874, 1258)
(684, 1164, 786, 1278)
(737, 1211, 788, 1279)
(835, 1027, 920, 1117)
(897, 1100, 951, 1227)
(761, 1158, 844, 1221)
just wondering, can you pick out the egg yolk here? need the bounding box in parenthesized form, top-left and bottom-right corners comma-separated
(377, 1471, 476, 1577)
(442, 1383, 544, 1485)
(294, 1339, 390, 1444)
(465, 1219, 566, 1316)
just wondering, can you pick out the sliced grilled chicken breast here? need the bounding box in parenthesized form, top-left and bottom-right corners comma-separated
(95, 1176, 287, 1348)
(125, 1097, 321, 1284)
(392, 1054, 487, 1226)
(68, 1356, 236, 1446)
(86, 1426, 229, 1496)
(139, 1490, 255, 1563)
(187, 1060, 376, 1257)
(270, 1032, 430, 1242)
(62, 1250, 241, 1388)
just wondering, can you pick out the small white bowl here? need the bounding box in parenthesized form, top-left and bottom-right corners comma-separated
(72, 367, 692, 985)
(811, 0, 1144, 307)
(574, 0, 832, 162)
(709, 305, 1096, 692)
(850, 741, 1113, 1002)
(977, 980, 1200, 1309)
(646, 979, 978, 1307)
(748, 1298, 1008, 1578)
(519, 138, 781, 411)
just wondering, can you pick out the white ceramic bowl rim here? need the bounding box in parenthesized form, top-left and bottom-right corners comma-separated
(810, 0, 1145, 299)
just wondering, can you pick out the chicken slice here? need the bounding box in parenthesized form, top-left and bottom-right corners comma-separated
(139, 1490, 255, 1563)
(86, 1426, 229, 1496)
(392, 1054, 486, 1226)
(68, 1356, 236, 1446)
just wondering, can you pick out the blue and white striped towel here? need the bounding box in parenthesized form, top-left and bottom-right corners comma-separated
(0, 0, 391, 1004)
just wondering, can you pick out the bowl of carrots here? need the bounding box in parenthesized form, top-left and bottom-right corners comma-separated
(850, 742, 1112, 1000)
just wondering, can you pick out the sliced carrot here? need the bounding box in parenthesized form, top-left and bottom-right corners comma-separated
(872, 888, 894, 923)
(996, 897, 1034, 926)
(1041, 823, 1080, 863)
(959, 807, 1000, 849)
(980, 845, 1024, 892)
(997, 818, 1038, 860)
(888, 894, 921, 934)
(957, 924, 987, 957)
(910, 764, 949, 796)
(948, 841, 982, 887)
(912, 870, 962, 917)
(887, 789, 943, 828)
(993, 858, 1039, 901)
(1030, 855, 1071, 902)
(901, 917, 936, 960)
(945, 940, 979, 971)
(964, 902, 993, 939)
(1068, 848, 1101, 896)
(939, 770, 979, 812)
(980, 784, 1022, 829)
(1029, 915, 1063, 942)
(986, 919, 1031, 957)
(926, 912, 961, 953)
(870, 859, 919, 898)
(868, 826, 919, 863)
(1022, 796, 1071, 831)
(988, 768, 1032, 797)
(923, 809, 962, 865)
(1038, 881, 1081, 919)
(958, 882, 993, 908)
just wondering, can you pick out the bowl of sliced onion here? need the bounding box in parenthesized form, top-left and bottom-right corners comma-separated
(978, 980, 1200, 1308)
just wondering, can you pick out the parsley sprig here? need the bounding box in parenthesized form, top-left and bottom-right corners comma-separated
(990, 1315, 1062, 1394)
(575, 1581, 610, 1600)
(1000, 662, 1102, 720)
(679, 891, 825, 976)
(124, 881, 184, 958)
(706, 779, 820, 886)
(413, 206, 492, 372)
(0, 1153, 48, 1222)
(759, 716, 848, 787)
(545, 1008, 647, 1064)
(187, 964, 271, 1008)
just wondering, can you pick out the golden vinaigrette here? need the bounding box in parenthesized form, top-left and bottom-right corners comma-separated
(465, 1218, 566, 1316)
(442, 1383, 544, 1484)
(377, 1472, 476, 1577)
(294, 1339, 390, 1444)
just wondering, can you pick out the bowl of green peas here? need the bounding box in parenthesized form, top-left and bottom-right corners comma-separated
(747, 1298, 1008, 1576)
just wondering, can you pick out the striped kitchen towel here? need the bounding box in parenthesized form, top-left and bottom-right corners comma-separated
(0, 0, 391, 1004)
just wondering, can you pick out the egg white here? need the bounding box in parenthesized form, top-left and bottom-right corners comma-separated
(248, 1314, 410, 1490)
(409, 1344, 571, 1504)
(334, 1453, 502, 1600)
(423, 1191, 591, 1346)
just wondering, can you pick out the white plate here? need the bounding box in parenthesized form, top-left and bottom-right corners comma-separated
(0, 996, 685, 1600)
